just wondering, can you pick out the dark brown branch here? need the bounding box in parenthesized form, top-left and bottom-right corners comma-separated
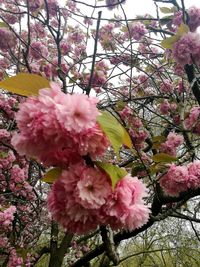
(86, 11, 102, 95)
(184, 64, 200, 106)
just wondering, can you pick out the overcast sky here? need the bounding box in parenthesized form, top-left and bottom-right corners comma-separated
(70, 0, 200, 20)
(120, 0, 200, 17)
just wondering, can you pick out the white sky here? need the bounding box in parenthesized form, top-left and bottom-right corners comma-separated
(120, 0, 200, 17)
(70, 0, 200, 20)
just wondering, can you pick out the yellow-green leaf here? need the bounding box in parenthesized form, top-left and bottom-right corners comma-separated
(122, 127, 133, 148)
(160, 6, 177, 14)
(177, 23, 189, 36)
(152, 153, 177, 163)
(152, 135, 166, 149)
(150, 163, 167, 175)
(161, 23, 189, 49)
(0, 22, 8, 28)
(0, 151, 8, 158)
(160, 7, 174, 14)
(131, 163, 145, 176)
(96, 161, 127, 189)
(42, 167, 62, 184)
(97, 111, 132, 156)
(161, 35, 180, 49)
(0, 73, 50, 96)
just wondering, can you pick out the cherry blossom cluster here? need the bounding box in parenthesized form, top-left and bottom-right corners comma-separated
(0, 206, 16, 231)
(125, 22, 147, 41)
(28, 0, 58, 15)
(12, 82, 150, 234)
(120, 106, 148, 149)
(172, 32, 200, 66)
(48, 161, 150, 234)
(0, 91, 48, 266)
(184, 106, 200, 135)
(160, 161, 200, 196)
(160, 132, 184, 156)
(188, 6, 200, 32)
(12, 83, 109, 167)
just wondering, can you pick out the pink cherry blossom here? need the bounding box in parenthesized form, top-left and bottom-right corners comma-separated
(104, 175, 150, 231)
(184, 106, 200, 135)
(126, 22, 147, 41)
(76, 167, 112, 209)
(12, 82, 107, 167)
(30, 41, 49, 60)
(188, 6, 200, 32)
(48, 162, 112, 234)
(187, 161, 200, 189)
(172, 32, 200, 66)
(160, 132, 183, 156)
(160, 80, 173, 93)
(159, 164, 189, 196)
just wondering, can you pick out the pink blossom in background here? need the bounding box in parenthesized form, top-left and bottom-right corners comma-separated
(0, 28, 15, 51)
(47, 0, 59, 16)
(0, 206, 16, 229)
(184, 106, 200, 135)
(28, 0, 43, 12)
(172, 32, 200, 66)
(0, 150, 16, 169)
(159, 164, 189, 196)
(188, 6, 200, 32)
(106, 0, 127, 10)
(159, 99, 170, 115)
(187, 161, 200, 189)
(8, 249, 23, 267)
(0, 129, 10, 140)
(160, 80, 173, 93)
(30, 41, 49, 60)
(172, 11, 183, 30)
(126, 22, 147, 41)
(160, 132, 184, 156)
(160, 160, 200, 196)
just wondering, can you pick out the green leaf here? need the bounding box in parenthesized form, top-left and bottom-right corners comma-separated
(161, 23, 189, 49)
(97, 111, 132, 156)
(96, 161, 127, 189)
(122, 127, 132, 149)
(152, 135, 166, 149)
(160, 7, 173, 14)
(160, 6, 177, 14)
(42, 167, 62, 184)
(0, 22, 8, 28)
(149, 163, 167, 175)
(161, 35, 180, 49)
(177, 23, 189, 36)
(152, 153, 178, 163)
(131, 163, 145, 176)
(0, 73, 50, 96)
(0, 151, 8, 158)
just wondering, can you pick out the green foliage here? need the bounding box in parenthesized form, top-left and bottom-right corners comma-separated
(42, 167, 62, 184)
(0, 73, 50, 96)
(160, 6, 177, 14)
(161, 23, 189, 49)
(97, 111, 132, 157)
(152, 153, 177, 163)
(95, 161, 127, 189)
